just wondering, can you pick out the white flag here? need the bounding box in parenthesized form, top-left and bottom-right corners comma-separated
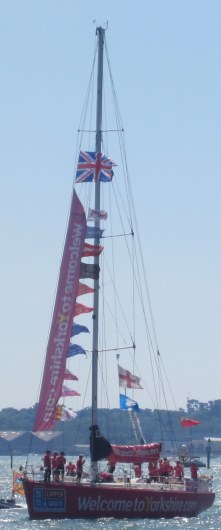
(118, 365, 143, 389)
(87, 208, 108, 221)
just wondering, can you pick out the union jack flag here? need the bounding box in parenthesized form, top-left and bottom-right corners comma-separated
(75, 151, 116, 183)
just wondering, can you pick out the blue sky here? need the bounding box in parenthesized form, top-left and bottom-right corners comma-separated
(0, 1, 221, 413)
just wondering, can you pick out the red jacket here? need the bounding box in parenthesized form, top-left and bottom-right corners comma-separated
(76, 457, 85, 473)
(56, 455, 66, 469)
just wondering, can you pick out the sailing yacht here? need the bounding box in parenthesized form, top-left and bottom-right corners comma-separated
(23, 26, 215, 520)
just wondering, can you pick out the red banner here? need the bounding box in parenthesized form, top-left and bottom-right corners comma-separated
(110, 443, 161, 464)
(34, 191, 86, 431)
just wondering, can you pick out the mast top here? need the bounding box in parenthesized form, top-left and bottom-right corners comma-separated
(95, 22, 108, 35)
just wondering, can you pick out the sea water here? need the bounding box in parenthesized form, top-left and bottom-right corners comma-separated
(0, 455, 220, 530)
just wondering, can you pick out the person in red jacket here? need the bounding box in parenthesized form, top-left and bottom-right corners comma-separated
(43, 450, 51, 482)
(133, 463, 142, 478)
(56, 451, 66, 481)
(159, 457, 173, 480)
(148, 462, 159, 482)
(76, 454, 85, 482)
(51, 451, 58, 481)
(66, 461, 76, 477)
(190, 463, 198, 480)
(173, 460, 184, 481)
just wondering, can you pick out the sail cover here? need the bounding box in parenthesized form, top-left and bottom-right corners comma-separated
(34, 190, 86, 431)
(110, 443, 161, 464)
(90, 425, 112, 462)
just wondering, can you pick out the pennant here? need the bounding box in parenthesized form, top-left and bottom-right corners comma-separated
(60, 406, 77, 421)
(64, 367, 78, 381)
(180, 418, 201, 428)
(77, 282, 95, 296)
(71, 323, 90, 337)
(82, 242, 104, 257)
(61, 385, 80, 397)
(55, 404, 77, 421)
(86, 226, 104, 239)
(118, 365, 143, 389)
(12, 471, 25, 496)
(74, 302, 93, 316)
(80, 262, 100, 280)
(75, 151, 116, 183)
(67, 344, 87, 358)
(87, 208, 107, 221)
(120, 394, 140, 412)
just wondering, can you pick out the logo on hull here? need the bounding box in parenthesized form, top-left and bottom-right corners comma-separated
(33, 488, 66, 512)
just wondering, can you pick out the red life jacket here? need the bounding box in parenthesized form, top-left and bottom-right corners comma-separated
(43, 454, 51, 467)
(56, 455, 66, 469)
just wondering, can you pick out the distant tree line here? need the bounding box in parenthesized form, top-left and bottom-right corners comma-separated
(0, 399, 220, 454)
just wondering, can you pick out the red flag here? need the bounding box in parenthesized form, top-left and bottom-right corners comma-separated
(82, 242, 104, 257)
(74, 302, 94, 316)
(77, 282, 95, 296)
(180, 418, 201, 427)
(64, 368, 78, 381)
(61, 385, 80, 397)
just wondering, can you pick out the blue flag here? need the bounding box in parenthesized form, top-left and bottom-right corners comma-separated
(71, 323, 89, 337)
(120, 394, 140, 412)
(67, 344, 87, 358)
(86, 226, 104, 239)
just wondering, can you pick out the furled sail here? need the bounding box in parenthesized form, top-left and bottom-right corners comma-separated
(34, 190, 86, 431)
(89, 425, 112, 462)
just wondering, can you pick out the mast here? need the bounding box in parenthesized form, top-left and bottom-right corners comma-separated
(91, 26, 105, 480)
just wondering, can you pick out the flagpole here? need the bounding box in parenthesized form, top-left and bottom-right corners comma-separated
(91, 26, 105, 482)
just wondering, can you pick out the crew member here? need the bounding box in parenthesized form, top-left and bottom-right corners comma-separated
(56, 451, 66, 481)
(173, 460, 184, 481)
(133, 462, 142, 478)
(76, 454, 85, 482)
(148, 462, 159, 482)
(190, 462, 198, 480)
(51, 451, 58, 481)
(43, 449, 51, 482)
(66, 461, 76, 477)
(107, 456, 116, 474)
(159, 457, 173, 479)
